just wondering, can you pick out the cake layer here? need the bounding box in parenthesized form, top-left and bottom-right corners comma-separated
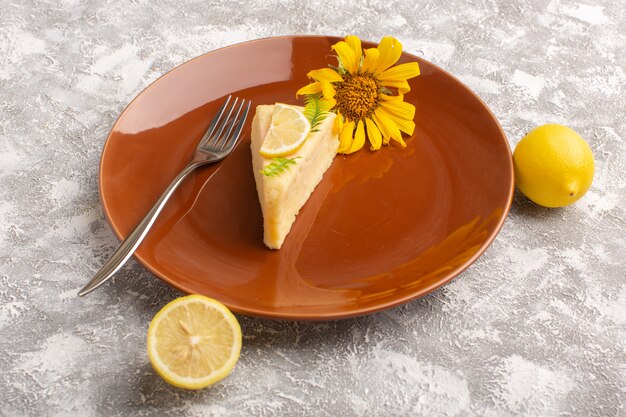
(251, 105, 339, 249)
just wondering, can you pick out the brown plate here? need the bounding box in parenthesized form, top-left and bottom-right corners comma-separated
(100, 35, 514, 320)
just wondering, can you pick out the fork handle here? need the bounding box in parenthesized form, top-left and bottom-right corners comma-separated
(78, 161, 204, 296)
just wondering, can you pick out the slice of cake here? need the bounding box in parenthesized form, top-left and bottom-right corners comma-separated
(251, 104, 339, 249)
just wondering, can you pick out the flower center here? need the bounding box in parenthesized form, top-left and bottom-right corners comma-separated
(335, 74, 380, 121)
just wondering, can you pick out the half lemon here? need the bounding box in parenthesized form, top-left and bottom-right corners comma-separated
(147, 295, 242, 390)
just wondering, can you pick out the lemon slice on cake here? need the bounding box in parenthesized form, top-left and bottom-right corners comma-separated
(147, 295, 242, 390)
(259, 103, 311, 157)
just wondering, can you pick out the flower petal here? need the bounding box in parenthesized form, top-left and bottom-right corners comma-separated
(373, 37, 403, 74)
(307, 68, 344, 83)
(380, 99, 416, 121)
(338, 120, 356, 153)
(348, 120, 366, 153)
(378, 106, 415, 136)
(361, 48, 380, 73)
(332, 41, 359, 74)
(333, 111, 344, 135)
(380, 93, 404, 101)
(374, 108, 405, 147)
(320, 97, 337, 109)
(345, 35, 362, 67)
(380, 79, 411, 94)
(378, 62, 421, 81)
(371, 112, 391, 144)
(365, 117, 382, 150)
(296, 82, 322, 97)
(320, 80, 336, 99)
(389, 115, 415, 135)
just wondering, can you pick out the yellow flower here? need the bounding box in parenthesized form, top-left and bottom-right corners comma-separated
(297, 35, 420, 154)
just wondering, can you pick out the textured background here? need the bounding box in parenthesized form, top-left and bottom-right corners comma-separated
(1, 0, 625, 416)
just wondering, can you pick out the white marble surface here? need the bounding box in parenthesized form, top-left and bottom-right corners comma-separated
(1, 0, 625, 416)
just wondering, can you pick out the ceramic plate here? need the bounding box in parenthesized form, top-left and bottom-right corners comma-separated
(99, 35, 514, 320)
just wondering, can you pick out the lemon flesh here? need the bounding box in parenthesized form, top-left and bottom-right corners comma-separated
(259, 103, 311, 157)
(513, 124, 594, 208)
(147, 295, 242, 390)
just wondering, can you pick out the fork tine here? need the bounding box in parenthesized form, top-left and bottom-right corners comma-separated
(216, 98, 246, 148)
(221, 100, 251, 152)
(213, 116, 238, 148)
(198, 95, 232, 147)
(206, 97, 239, 147)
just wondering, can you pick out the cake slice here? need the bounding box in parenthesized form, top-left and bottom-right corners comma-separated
(251, 104, 339, 249)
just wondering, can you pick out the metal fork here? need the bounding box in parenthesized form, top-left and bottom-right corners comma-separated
(78, 96, 251, 296)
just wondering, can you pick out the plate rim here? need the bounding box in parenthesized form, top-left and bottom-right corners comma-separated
(98, 34, 515, 320)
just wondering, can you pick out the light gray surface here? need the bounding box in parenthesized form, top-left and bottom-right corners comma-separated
(1, 0, 625, 416)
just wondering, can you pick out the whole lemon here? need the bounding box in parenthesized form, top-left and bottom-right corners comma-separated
(513, 124, 594, 208)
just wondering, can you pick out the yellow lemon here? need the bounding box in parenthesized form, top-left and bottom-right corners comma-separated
(513, 124, 594, 208)
(260, 103, 311, 157)
(147, 295, 242, 390)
